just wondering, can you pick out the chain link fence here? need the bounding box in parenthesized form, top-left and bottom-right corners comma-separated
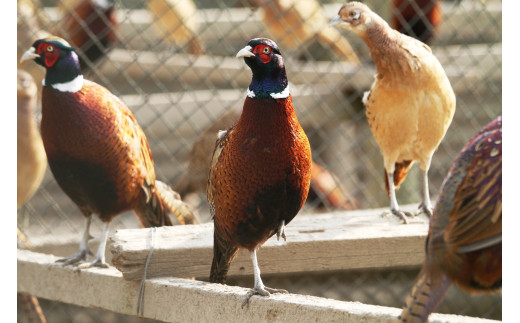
(17, 0, 501, 321)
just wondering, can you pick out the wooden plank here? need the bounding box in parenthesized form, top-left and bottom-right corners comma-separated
(18, 249, 499, 323)
(109, 205, 429, 281)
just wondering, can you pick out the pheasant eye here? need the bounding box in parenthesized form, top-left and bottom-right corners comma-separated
(47, 46, 54, 52)
(254, 44, 274, 63)
(349, 11, 360, 19)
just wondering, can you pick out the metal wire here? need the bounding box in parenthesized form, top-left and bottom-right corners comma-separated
(17, 0, 502, 321)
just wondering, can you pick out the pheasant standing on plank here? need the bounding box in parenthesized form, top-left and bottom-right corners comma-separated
(330, 2, 456, 223)
(398, 116, 501, 322)
(390, 0, 443, 45)
(208, 38, 312, 305)
(58, 0, 118, 71)
(20, 36, 195, 268)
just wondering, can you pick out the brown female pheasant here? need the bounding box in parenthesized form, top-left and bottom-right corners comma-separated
(330, 2, 456, 223)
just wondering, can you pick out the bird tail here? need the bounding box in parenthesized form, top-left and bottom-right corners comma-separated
(384, 160, 413, 197)
(18, 293, 47, 323)
(134, 180, 197, 227)
(398, 268, 451, 323)
(209, 227, 239, 283)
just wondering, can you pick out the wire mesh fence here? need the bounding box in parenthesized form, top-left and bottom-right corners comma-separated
(17, 0, 501, 321)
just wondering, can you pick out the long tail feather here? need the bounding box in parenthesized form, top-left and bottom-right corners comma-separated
(398, 268, 452, 323)
(209, 228, 239, 284)
(18, 293, 47, 323)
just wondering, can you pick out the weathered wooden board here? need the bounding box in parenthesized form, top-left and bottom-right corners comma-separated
(109, 206, 429, 281)
(18, 250, 499, 323)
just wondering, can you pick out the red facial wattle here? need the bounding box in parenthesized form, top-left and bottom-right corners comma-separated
(37, 43, 60, 67)
(253, 44, 273, 64)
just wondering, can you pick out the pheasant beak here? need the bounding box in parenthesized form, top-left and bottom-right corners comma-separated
(20, 47, 40, 63)
(329, 15, 343, 27)
(236, 45, 255, 58)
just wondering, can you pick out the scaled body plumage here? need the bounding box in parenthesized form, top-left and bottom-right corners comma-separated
(208, 38, 312, 304)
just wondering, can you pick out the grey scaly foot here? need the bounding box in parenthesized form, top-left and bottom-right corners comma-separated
(74, 222, 111, 270)
(415, 202, 433, 218)
(57, 216, 94, 266)
(241, 286, 288, 308)
(75, 257, 109, 270)
(56, 247, 93, 266)
(382, 209, 413, 224)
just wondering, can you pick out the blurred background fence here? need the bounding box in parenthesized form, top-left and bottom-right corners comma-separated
(17, 0, 501, 321)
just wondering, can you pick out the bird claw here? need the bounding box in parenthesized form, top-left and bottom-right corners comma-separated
(382, 209, 413, 224)
(241, 286, 288, 308)
(56, 249, 92, 266)
(416, 202, 433, 218)
(264, 287, 288, 295)
(75, 257, 109, 270)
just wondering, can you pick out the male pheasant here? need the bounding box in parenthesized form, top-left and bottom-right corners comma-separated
(20, 36, 194, 268)
(207, 38, 312, 305)
(398, 116, 502, 322)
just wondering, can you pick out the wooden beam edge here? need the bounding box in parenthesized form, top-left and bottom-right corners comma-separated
(17, 249, 498, 323)
(108, 206, 430, 280)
